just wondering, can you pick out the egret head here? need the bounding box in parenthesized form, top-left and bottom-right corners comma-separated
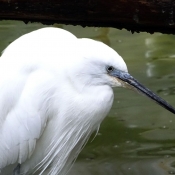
(69, 38, 128, 88)
(70, 38, 175, 115)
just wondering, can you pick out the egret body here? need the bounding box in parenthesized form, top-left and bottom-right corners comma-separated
(0, 27, 175, 175)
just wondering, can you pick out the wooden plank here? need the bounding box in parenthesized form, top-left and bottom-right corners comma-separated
(0, 0, 175, 34)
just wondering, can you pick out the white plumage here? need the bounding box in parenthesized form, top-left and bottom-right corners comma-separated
(0, 27, 125, 174)
(0, 27, 174, 175)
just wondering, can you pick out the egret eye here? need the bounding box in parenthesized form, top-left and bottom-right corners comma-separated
(106, 66, 114, 73)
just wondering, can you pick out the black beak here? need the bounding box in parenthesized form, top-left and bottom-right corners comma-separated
(110, 70, 175, 115)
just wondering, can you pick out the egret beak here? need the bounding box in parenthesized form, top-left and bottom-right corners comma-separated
(110, 70, 175, 115)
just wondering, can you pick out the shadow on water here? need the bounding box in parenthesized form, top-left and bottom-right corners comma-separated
(0, 21, 175, 175)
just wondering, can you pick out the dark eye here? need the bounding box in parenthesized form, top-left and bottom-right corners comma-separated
(106, 66, 114, 73)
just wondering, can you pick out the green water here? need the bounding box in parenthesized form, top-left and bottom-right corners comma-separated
(0, 21, 175, 175)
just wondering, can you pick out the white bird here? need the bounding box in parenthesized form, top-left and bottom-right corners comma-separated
(0, 27, 174, 175)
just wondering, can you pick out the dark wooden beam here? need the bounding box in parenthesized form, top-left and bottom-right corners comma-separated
(0, 0, 175, 34)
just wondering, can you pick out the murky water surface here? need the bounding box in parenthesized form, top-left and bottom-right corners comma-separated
(0, 21, 175, 175)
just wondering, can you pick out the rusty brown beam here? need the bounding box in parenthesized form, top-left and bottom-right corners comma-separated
(0, 0, 175, 34)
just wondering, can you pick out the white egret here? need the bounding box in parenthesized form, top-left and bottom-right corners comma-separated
(0, 27, 175, 175)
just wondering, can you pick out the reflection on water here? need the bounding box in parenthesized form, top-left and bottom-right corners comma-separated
(0, 21, 175, 175)
(145, 34, 175, 78)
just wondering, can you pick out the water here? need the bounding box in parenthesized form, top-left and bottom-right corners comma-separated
(0, 21, 175, 175)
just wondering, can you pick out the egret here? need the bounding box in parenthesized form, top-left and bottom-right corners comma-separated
(0, 27, 175, 175)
